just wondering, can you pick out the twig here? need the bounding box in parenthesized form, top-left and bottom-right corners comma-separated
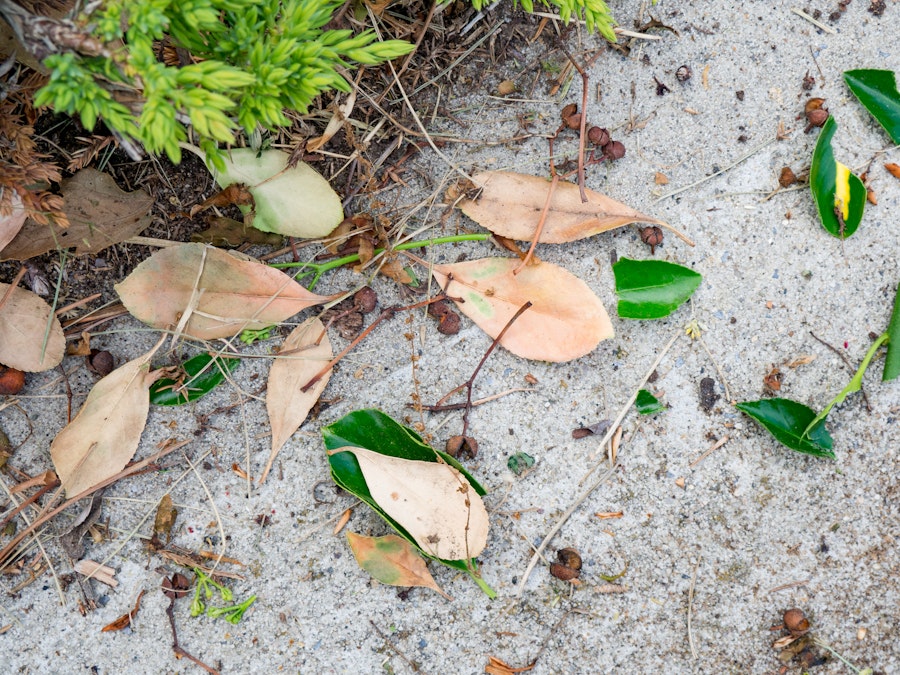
(687, 556, 701, 659)
(416, 387, 534, 412)
(556, 44, 602, 202)
(654, 139, 776, 202)
(768, 579, 810, 593)
(791, 8, 837, 34)
(515, 174, 559, 272)
(165, 594, 220, 675)
(809, 330, 872, 411)
(689, 435, 729, 468)
(432, 302, 532, 437)
(369, 619, 420, 672)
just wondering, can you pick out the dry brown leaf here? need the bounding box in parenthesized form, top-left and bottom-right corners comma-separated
(115, 243, 337, 340)
(153, 494, 178, 542)
(0, 169, 152, 261)
(262, 317, 333, 483)
(190, 216, 283, 247)
(485, 656, 534, 674)
(458, 171, 689, 244)
(307, 90, 356, 152)
(50, 342, 165, 497)
(101, 589, 145, 632)
(0, 282, 65, 371)
(885, 162, 900, 180)
(331, 446, 489, 561)
(786, 354, 817, 368)
(378, 258, 413, 285)
(189, 184, 254, 217)
(346, 532, 452, 600)
(0, 191, 27, 254)
(431, 257, 613, 362)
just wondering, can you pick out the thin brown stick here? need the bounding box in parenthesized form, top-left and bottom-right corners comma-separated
(55, 293, 101, 316)
(416, 387, 534, 412)
(0, 266, 27, 312)
(689, 435, 730, 468)
(557, 44, 591, 202)
(809, 330, 872, 411)
(687, 556, 701, 659)
(515, 174, 559, 273)
(165, 595, 220, 675)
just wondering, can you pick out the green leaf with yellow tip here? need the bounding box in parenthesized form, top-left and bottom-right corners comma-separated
(809, 116, 866, 239)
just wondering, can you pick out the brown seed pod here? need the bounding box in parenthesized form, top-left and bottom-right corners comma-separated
(675, 65, 692, 83)
(805, 108, 829, 128)
(550, 562, 580, 581)
(588, 126, 610, 147)
(604, 140, 626, 161)
(437, 311, 461, 335)
(779, 167, 798, 187)
(87, 350, 115, 377)
(640, 225, 664, 254)
(427, 299, 451, 318)
(0, 366, 25, 396)
(556, 547, 583, 570)
(805, 97, 827, 113)
(783, 608, 810, 635)
(353, 286, 377, 314)
(560, 103, 577, 122)
(564, 112, 583, 130)
(445, 435, 478, 459)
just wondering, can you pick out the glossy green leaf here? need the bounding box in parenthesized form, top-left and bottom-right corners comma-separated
(884, 283, 900, 382)
(149, 352, 241, 405)
(809, 116, 866, 239)
(613, 258, 702, 319)
(322, 409, 494, 597)
(844, 69, 900, 143)
(507, 451, 535, 476)
(736, 398, 834, 459)
(635, 389, 665, 415)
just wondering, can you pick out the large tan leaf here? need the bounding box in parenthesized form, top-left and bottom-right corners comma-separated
(333, 446, 488, 561)
(261, 317, 333, 483)
(0, 169, 152, 261)
(115, 243, 336, 340)
(50, 344, 164, 497)
(0, 191, 27, 254)
(432, 257, 613, 362)
(346, 532, 452, 600)
(0, 283, 65, 371)
(459, 171, 674, 243)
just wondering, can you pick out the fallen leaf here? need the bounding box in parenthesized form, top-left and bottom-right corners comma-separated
(329, 445, 489, 561)
(307, 91, 356, 152)
(0, 283, 66, 372)
(885, 162, 900, 180)
(189, 184, 254, 217)
(101, 590, 145, 632)
(50, 342, 165, 497)
(763, 366, 783, 391)
(786, 354, 817, 368)
(262, 317, 333, 483)
(191, 216, 284, 247)
(654, 172, 669, 185)
(153, 495, 178, 542)
(183, 144, 344, 238)
(432, 257, 613, 362)
(458, 171, 675, 244)
(0, 169, 152, 261)
(0, 191, 27, 254)
(115, 243, 336, 340)
(485, 656, 533, 674)
(346, 532, 452, 600)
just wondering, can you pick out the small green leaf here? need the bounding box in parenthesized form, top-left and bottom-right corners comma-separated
(809, 116, 866, 238)
(507, 451, 535, 475)
(736, 399, 834, 459)
(635, 389, 665, 415)
(613, 258, 702, 319)
(149, 352, 241, 405)
(884, 283, 900, 382)
(843, 69, 900, 144)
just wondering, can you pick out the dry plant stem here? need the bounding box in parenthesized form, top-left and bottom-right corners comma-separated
(299, 296, 446, 393)
(435, 302, 533, 437)
(0, 440, 190, 569)
(689, 435, 729, 468)
(515, 174, 560, 273)
(0, 481, 58, 531)
(809, 330, 872, 412)
(165, 596, 220, 675)
(417, 387, 534, 412)
(369, 620, 420, 672)
(687, 556, 701, 659)
(556, 43, 599, 202)
(0, 266, 27, 311)
(55, 293, 101, 316)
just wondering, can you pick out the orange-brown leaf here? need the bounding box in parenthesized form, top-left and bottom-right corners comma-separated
(262, 317, 333, 483)
(885, 162, 900, 180)
(432, 257, 613, 362)
(0, 282, 65, 372)
(101, 590, 145, 632)
(346, 532, 452, 600)
(459, 171, 674, 243)
(115, 243, 337, 340)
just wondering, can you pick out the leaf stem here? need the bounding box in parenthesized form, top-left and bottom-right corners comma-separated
(269, 234, 490, 288)
(802, 332, 889, 437)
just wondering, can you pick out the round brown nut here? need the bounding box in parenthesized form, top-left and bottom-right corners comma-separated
(783, 608, 810, 635)
(779, 167, 797, 188)
(564, 112, 583, 130)
(353, 286, 378, 314)
(560, 103, 578, 122)
(588, 126, 610, 147)
(87, 350, 115, 377)
(806, 108, 829, 128)
(427, 299, 451, 319)
(0, 366, 25, 396)
(675, 65, 692, 83)
(556, 547, 583, 571)
(437, 311, 461, 335)
(550, 562, 580, 581)
(805, 97, 827, 114)
(604, 140, 626, 161)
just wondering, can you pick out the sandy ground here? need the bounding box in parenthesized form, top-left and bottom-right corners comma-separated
(2, 1, 900, 673)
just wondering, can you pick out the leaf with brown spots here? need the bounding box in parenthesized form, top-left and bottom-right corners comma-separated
(346, 532, 451, 600)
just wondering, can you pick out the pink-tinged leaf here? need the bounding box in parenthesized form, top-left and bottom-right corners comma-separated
(115, 243, 337, 340)
(0, 191, 27, 254)
(261, 317, 333, 483)
(432, 257, 613, 362)
(459, 171, 689, 243)
(331, 446, 489, 561)
(50, 342, 165, 497)
(0, 282, 65, 372)
(346, 532, 452, 600)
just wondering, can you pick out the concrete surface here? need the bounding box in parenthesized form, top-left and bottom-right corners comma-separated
(2, 0, 899, 673)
